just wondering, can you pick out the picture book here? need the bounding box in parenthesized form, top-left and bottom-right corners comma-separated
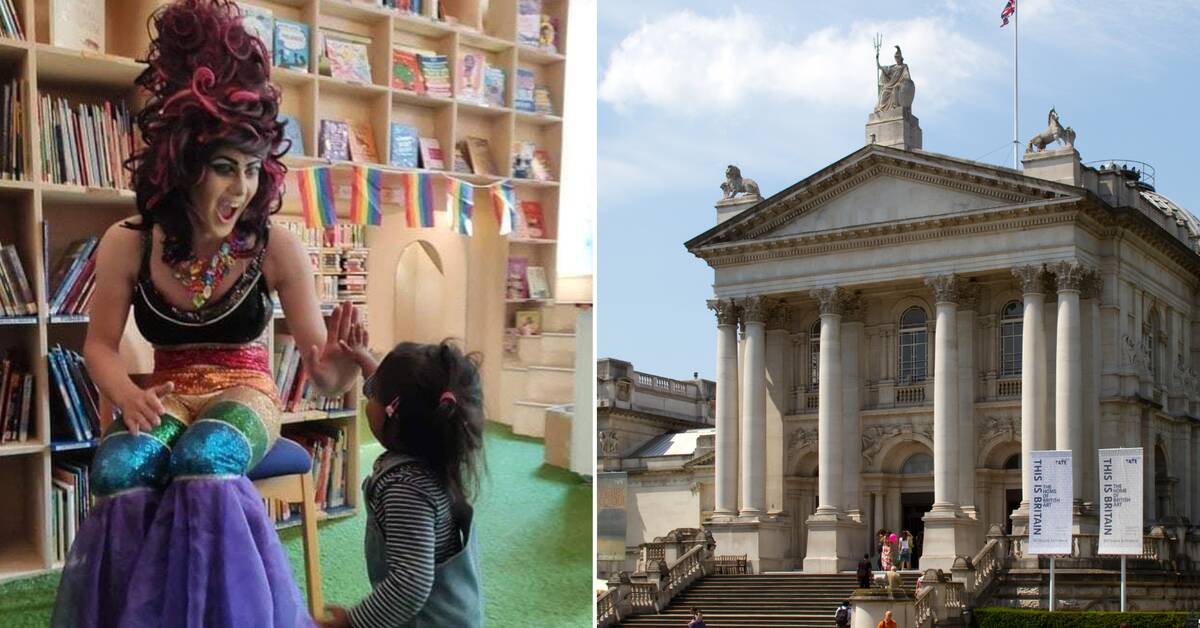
(279, 114, 305, 156)
(514, 68, 536, 112)
(520, 201, 546, 239)
(526, 266, 550, 299)
(348, 121, 379, 163)
(517, 0, 542, 47)
(239, 4, 274, 60)
(512, 141, 534, 179)
(388, 122, 419, 168)
(466, 136, 497, 176)
(457, 52, 485, 103)
(418, 136, 444, 170)
(534, 85, 554, 115)
(484, 65, 506, 107)
(273, 19, 310, 71)
(452, 141, 472, 173)
(418, 53, 452, 98)
(319, 119, 350, 161)
(53, 0, 104, 52)
(391, 47, 426, 93)
(505, 256, 529, 299)
(515, 309, 541, 336)
(321, 30, 373, 84)
(531, 149, 554, 181)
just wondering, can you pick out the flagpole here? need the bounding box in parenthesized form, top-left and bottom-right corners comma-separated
(1013, 0, 1019, 169)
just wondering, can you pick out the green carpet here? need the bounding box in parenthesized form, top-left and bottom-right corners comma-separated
(0, 423, 593, 627)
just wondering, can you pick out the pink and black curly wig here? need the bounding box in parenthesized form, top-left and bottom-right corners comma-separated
(124, 0, 289, 263)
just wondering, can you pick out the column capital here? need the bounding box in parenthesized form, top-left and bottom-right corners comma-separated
(924, 273, 962, 305)
(766, 300, 792, 331)
(958, 281, 981, 312)
(1012, 264, 1052, 296)
(842, 292, 866, 323)
(738, 295, 770, 324)
(1080, 268, 1104, 300)
(1050, 260, 1089, 293)
(811, 286, 845, 316)
(707, 298, 740, 326)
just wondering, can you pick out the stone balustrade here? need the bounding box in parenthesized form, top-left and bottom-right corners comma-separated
(598, 528, 716, 627)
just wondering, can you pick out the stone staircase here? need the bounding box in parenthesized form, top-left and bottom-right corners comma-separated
(499, 303, 577, 438)
(614, 573, 919, 628)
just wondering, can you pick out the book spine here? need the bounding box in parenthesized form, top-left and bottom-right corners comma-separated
(2, 246, 35, 314)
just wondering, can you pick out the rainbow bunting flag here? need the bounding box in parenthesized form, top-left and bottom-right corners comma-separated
(296, 168, 337, 229)
(348, 165, 383, 226)
(490, 182, 518, 235)
(447, 179, 474, 235)
(401, 172, 436, 228)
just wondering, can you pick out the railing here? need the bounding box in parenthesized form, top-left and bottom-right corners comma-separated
(644, 543, 665, 563)
(913, 576, 966, 628)
(968, 538, 1004, 598)
(997, 378, 1021, 398)
(913, 586, 934, 628)
(664, 545, 705, 598)
(596, 588, 617, 624)
(629, 582, 657, 614)
(806, 392, 819, 411)
(599, 528, 716, 626)
(896, 384, 926, 405)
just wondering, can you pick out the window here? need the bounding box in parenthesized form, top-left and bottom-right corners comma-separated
(901, 453, 934, 474)
(808, 319, 821, 390)
(1000, 300, 1023, 377)
(898, 306, 928, 384)
(1003, 454, 1021, 470)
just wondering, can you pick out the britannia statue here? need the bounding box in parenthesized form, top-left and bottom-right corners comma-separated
(874, 40, 915, 113)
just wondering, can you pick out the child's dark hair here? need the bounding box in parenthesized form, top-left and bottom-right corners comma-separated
(372, 340, 485, 504)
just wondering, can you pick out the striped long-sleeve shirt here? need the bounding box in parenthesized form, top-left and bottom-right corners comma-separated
(348, 462, 462, 628)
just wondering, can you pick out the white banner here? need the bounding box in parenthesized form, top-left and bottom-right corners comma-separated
(1099, 447, 1144, 555)
(1028, 450, 1073, 555)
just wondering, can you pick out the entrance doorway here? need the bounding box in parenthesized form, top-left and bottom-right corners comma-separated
(900, 492, 933, 570)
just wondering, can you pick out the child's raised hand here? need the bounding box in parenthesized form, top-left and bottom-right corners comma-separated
(317, 605, 351, 628)
(338, 321, 376, 373)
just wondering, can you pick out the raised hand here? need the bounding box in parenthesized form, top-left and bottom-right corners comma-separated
(337, 321, 376, 374)
(305, 301, 359, 370)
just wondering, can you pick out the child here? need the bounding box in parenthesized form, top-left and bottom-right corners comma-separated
(320, 327, 485, 628)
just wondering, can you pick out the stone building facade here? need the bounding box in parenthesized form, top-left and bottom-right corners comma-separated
(684, 138, 1200, 574)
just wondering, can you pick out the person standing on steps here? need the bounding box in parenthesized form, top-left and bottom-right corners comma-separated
(688, 607, 706, 628)
(857, 554, 872, 588)
(835, 600, 852, 628)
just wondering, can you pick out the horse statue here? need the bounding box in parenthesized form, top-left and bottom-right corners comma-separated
(1026, 107, 1076, 153)
(720, 165, 761, 200)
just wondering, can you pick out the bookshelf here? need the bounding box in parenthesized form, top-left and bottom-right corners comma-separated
(0, 0, 571, 583)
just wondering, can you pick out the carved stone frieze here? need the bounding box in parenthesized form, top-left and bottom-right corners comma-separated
(924, 274, 962, 304)
(1080, 269, 1104, 300)
(1012, 265, 1051, 295)
(739, 295, 770, 324)
(842, 292, 866, 323)
(1050, 261, 1089, 292)
(811, 286, 846, 316)
(958, 281, 981, 312)
(766, 300, 792, 331)
(977, 415, 1020, 450)
(707, 298, 740, 326)
(599, 430, 620, 457)
(860, 422, 934, 467)
(787, 425, 819, 457)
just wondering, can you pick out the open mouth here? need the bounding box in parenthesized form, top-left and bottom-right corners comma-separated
(217, 202, 240, 222)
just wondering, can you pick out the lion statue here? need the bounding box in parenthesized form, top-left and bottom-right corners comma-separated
(721, 165, 760, 200)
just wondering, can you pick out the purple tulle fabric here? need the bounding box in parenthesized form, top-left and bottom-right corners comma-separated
(53, 477, 312, 628)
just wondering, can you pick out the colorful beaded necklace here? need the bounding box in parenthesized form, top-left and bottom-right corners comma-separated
(172, 232, 248, 309)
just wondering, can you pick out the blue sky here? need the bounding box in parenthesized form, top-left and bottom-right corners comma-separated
(597, 0, 1200, 381)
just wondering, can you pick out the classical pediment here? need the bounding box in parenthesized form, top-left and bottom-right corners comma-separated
(687, 145, 1083, 251)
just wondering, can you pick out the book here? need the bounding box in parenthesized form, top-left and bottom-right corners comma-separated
(465, 136, 496, 176)
(517, 0, 542, 47)
(526, 265, 550, 299)
(484, 65, 506, 108)
(391, 47, 426, 93)
(417, 54, 452, 98)
(417, 136, 444, 170)
(520, 201, 546, 238)
(52, 0, 104, 52)
(0, 0, 25, 39)
(279, 113, 305, 156)
(320, 30, 373, 84)
(515, 308, 541, 336)
(457, 52, 485, 103)
(388, 122, 419, 168)
(273, 19, 310, 71)
(531, 149, 554, 181)
(534, 85, 554, 115)
(514, 68, 535, 112)
(452, 141, 471, 173)
(512, 141, 534, 179)
(506, 257, 529, 299)
(348, 121, 379, 163)
(319, 119, 351, 161)
(239, 4, 274, 60)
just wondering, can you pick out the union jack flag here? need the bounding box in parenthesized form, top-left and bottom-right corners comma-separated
(1001, 0, 1016, 27)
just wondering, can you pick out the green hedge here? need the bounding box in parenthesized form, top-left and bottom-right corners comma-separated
(972, 607, 1192, 628)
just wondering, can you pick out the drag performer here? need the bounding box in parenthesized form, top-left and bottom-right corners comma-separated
(52, 1, 361, 625)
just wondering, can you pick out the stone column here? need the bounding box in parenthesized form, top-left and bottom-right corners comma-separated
(709, 298, 740, 517)
(957, 284, 979, 521)
(843, 294, 865, 522)
(1052, 261, 1086, 510)
(1192, 426, 1200, 524)
(1081, 271, 1103, 510)
(1011, 265, 1050, 529)
(804, 287, 861, 572)
(921, 274, 974, 572)
(739, 296, 768, 517)
(765, 302, 791, 515)
(926, 274, 961, 512)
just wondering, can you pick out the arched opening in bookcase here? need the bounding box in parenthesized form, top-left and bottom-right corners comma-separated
(394, 240, 454, 345)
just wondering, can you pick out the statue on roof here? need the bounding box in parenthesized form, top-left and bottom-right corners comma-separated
(874, 41, 915, 113)
(1026, 107, 1076, 153)
(720, 165, 761, 200)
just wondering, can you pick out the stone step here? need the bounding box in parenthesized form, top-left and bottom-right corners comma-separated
(510, 400, 554, 438)
(526, 364, 574, 404)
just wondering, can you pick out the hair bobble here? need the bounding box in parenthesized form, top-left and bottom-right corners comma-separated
(439, 391, 457, 406)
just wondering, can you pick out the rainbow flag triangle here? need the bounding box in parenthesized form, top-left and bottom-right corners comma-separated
(490, 182, 518, 236)
(447, 179, 474, 236)
(349, 165, 383, 226)
(297, 168, 337, 229)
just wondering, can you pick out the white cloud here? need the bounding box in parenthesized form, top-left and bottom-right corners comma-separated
(599, 9, 999, 116)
